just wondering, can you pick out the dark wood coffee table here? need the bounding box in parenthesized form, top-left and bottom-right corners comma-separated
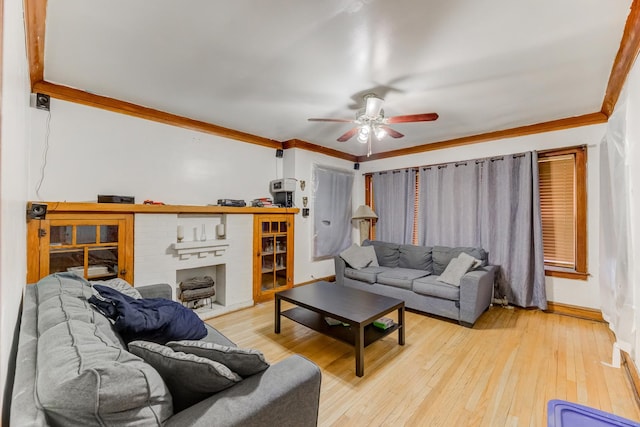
(275, 281, 405, 377)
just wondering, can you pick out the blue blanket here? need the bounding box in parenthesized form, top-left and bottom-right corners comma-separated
(89, 285, 207, 343)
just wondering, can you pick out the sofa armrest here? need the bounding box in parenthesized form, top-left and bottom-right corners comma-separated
(164, 354, 321, 427)
(458, 265, 497, 327)
(334, 256, 347, 286)
(136, 283, 173, 300)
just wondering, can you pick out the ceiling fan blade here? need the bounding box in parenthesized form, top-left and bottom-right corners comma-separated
(308, 118, 355, 123)
(337, 127, 359, 142)
(387, 113, 439, 123)
(380, 126, 404, 139)
(365, 95, 384, 117)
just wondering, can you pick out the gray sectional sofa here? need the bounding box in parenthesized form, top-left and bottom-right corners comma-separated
(10, 273, 321, 426)
(335, 240, 497, 327)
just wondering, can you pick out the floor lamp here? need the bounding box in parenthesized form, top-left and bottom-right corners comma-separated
(352, 205, 378, 245)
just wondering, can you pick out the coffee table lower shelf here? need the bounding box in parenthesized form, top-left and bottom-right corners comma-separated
(281, 306, 400, 347)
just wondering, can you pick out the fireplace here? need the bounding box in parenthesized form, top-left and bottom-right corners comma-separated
(134, 213, 254, 320)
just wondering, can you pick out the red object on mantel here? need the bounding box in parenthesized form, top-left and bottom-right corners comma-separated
(143, 200, 165, 205)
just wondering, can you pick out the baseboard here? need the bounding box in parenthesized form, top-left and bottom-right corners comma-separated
(295, 275, 336, 287)
(622, 350, 640, 408)
(545, 301, 604, 322)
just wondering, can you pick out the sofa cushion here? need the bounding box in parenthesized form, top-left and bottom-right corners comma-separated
(377, 268, 430, 290)
(344, 266, 389, 284)
(413, 276, 461, 301)
(399, 244, 433, 271)
(432, 246, 488, 275)
(92, 277, 142, 299)
(35, 274, 173, 426)
(340, 244, 378, 270)
(438, 253, 478, 286)
(167, 340, 269, 378)
(363, 240, 400, 267)
(129, 340, 242, 413)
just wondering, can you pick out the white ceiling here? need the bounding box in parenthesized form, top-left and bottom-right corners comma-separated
(43, 0, 631, 156)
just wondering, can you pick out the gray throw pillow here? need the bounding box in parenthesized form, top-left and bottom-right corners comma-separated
(438, 253, 477, 286)
(167, 340, 269, 377)
(128, 340, 241, 412)
(340, 244, 378, 270)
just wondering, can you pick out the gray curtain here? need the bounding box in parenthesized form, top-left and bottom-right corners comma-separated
(416, 152, 546, 309)
(418, 162, 481, 247)
(478, 153, 546, 309)
(312, 165, 354, 259)
(372, 169, 415, 244)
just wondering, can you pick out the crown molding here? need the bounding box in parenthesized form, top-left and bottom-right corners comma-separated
(282, 139, 359, 162)
(357, 112, 607, 162)
(33, 81, 281, 149)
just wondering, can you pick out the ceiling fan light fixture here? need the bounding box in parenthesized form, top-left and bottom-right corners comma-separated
(357, 124, 370, 142)
(364, 95, 384, 118)
(375, 126, 387, 140)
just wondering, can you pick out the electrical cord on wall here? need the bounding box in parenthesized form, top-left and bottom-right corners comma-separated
(35, 110, 52, 200)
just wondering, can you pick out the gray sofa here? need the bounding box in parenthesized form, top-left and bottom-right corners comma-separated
(10, 273, 321, 426)
(335, 240, 497, 327)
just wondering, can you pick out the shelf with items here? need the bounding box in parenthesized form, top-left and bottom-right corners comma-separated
(253, 214, 294, 302)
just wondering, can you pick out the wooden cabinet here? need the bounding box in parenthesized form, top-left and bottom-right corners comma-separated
(27, 213, 134, 284)
(253, 214, 294, 302)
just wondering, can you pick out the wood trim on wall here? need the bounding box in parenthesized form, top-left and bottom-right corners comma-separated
(545, 301, 604, 322)
(601, 0, 640, 117)
(622, 350, 640, 408)
(356, 113, 607, 162)
(33, 81, 282, 149)
(294, 275, 336, 287)
(24, 0, 46, 89)
(282, 139, 358, 162)
(36, 201, 300, 215)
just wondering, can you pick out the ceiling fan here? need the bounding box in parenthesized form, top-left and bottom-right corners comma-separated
(308, 94, 438, 156)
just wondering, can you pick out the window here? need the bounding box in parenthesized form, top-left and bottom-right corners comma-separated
(538, 146, 587, 279)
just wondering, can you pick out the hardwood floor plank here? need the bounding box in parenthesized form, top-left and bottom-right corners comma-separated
(206, 302, 640, 426)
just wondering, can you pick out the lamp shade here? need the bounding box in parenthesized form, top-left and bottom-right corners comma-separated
(352, 205, 378, 220)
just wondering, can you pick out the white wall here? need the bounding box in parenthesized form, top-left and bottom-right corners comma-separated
(29, 100, 284, 203)
(357, 124, 607, 309)
(1, 0, 31, 422)
(27, 99, 361, 288)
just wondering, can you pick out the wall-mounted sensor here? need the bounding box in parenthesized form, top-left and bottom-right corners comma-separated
(302, 208, 309, 217)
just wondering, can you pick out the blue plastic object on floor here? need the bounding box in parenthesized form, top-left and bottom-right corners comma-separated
(548, 400, 640, 427)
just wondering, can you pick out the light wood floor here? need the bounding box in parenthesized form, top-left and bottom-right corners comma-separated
(205, 301, 640, 427)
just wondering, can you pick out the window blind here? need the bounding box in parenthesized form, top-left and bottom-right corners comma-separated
(538, 154, 576, 268)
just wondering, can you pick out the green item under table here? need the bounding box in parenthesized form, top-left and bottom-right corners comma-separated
(274, 281, 405, 377)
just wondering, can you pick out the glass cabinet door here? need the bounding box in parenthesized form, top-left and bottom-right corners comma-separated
(254, 215, 293, 302)
(47, 220, 124, 281)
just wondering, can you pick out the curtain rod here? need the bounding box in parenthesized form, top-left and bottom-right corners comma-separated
(363, 145, 585, 177)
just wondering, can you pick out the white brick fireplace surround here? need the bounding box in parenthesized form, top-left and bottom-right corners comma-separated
(134, 213, 254, 319)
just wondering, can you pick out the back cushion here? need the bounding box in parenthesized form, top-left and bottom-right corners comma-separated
(35, 273, 173, 425)
(398, 244, 433, 272)
(432, 246, 488, 275)
(363, 240, 400, 268)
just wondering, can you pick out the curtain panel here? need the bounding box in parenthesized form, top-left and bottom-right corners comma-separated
(372, 169, 416, 244)
(312, 165, 354, 260)
(380, 153, 547, 309)
(599, 77, 634, 362)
